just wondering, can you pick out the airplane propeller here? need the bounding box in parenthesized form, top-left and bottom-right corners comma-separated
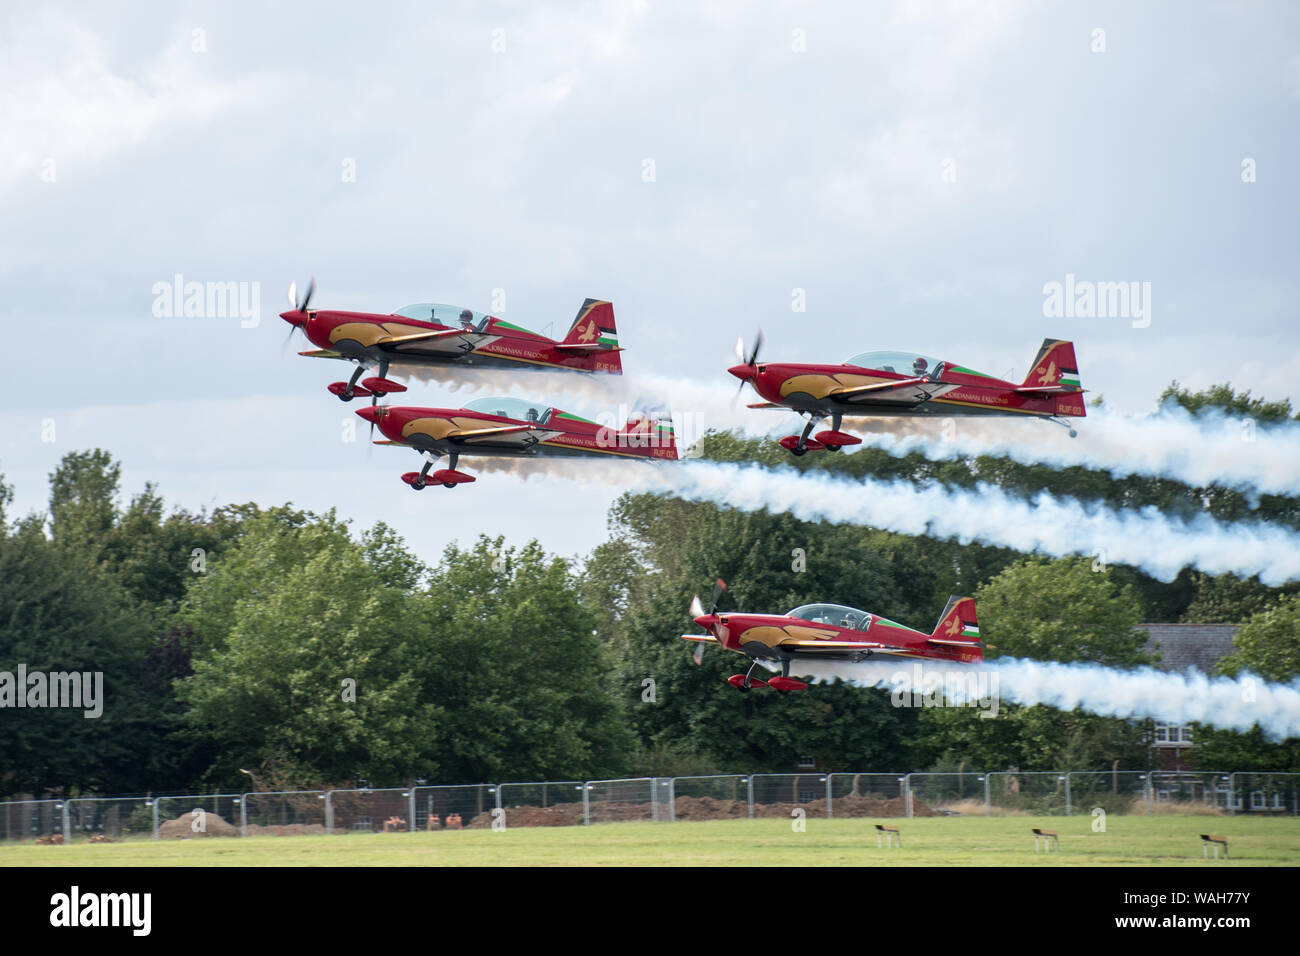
(731, 330, 763, 401)
(688, 578, 727, 664)
(281, 277, 317, 356)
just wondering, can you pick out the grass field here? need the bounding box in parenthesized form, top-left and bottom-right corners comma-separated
(2, 815, 1297, 866)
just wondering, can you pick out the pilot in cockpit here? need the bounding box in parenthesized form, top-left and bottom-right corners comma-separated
(459, 309, 475, 330)
(912, 357, 928, 377)
(526, 407, 539, 423)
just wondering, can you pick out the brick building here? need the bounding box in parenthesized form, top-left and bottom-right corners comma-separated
(1140, 623, 1239, 770)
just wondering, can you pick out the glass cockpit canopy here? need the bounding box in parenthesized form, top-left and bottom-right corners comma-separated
(393, 303, 493, 332)
(463, 396, 553, 424)
(846, 350, 946, 376)
(788, 603, 872, 631)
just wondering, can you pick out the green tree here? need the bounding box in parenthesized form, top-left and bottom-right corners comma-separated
(1216, 593, 1300, 683)
(177, 512, 439, 787)
(416, 537, 633, 783)
(975, 557, 1152, 666)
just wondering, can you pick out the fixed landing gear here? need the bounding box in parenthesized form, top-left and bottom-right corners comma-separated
(401, 452, 475, 490)
(780, 411, 862, 455)
(726, 657, 807, 693)
(331, 359, 406, 402)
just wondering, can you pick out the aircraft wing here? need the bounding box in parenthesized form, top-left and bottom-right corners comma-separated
(681, 634, 718, 643)
(298, 349, 344, 359)
(445, 424, 563, 447)
(377, 328, 502, 356)
(829, 376, 927, 398)
(747, 401, 785, 409)
(926, 637, 981, 647)
(555, 343, 625, 352)
(782, 639, 897, 650)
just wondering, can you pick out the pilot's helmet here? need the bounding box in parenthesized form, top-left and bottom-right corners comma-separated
(459, 309, 474, 326)
(912, 357, 928, 373)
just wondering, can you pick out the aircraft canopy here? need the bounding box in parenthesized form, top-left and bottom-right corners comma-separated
(788, 603, 872, 631)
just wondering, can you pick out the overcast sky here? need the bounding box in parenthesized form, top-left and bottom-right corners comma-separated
(2, 0, 1297, 566)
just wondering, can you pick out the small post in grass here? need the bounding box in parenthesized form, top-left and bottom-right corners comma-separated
(1032, 828, 1059, 853)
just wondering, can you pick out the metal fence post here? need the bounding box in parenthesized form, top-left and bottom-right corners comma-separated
(825, 775, 833, 819)
(668, 778, 676, 823)
(408, 789, 417, 833)
(982, 775, 990, 816)
(61, 801, 71, 843)
(1063, 774, 1071, 817)
(151, 799, 159, 839)
(745, 776, 754, 819)
(324, 791, 334, 834)
(1227, 773, 1236, 817)
(903, 775, 913, 819)
(582, 783, 591, 826)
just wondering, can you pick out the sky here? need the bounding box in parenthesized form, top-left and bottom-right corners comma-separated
(2, 0, 1297, 567)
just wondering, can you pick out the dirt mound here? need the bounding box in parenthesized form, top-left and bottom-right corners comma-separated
(467, 804, 584, 828)
(35, 834, 64, 845)
(245, 823, 328, 836)
(464, 793, 931, 828)
(86, 834, 117, 843)
(157, 812, 240, 839)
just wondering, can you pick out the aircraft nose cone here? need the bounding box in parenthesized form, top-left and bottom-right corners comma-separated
(355, 406, 383, 425)
(727, 364, 755, 381)
(694, 614, 718, 630)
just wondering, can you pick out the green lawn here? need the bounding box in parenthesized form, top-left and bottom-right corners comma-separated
(2, 815, 1297, 866)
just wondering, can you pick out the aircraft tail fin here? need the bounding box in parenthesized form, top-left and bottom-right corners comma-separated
(1022, 339, 1085, 419)
(560, 299, 621, 373)
(619, 402, 678, 460)
(1022, 339, 1081, 391)
(929, 596, 982, 660)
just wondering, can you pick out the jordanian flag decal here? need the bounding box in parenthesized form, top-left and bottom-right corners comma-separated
(961, 621, 980, 639)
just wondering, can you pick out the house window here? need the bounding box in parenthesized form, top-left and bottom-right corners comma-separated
(1153, 722, 1193, 746)
(796, 755, 816, 769)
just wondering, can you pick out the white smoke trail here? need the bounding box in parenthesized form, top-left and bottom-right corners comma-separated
(842, 405, 1300, 497)
(792, 658, 1300, 739)
(635, 461, 1300, 584)
(392, 363, 1300, 497)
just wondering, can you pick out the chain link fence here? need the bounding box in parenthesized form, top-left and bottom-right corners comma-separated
(414, 784, 498, 830)
(905, 772, 986, 816)
(828, 773, 907, 818)
(0, 799, 65, 843)
(496, 781, 583, 828)
(1228, 772, 1300, 815)
(1065, 771, 1152, 816)
(5, 766, 1289, 837)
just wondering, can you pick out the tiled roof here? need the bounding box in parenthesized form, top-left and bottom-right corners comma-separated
(1139, 624, 1238, 675)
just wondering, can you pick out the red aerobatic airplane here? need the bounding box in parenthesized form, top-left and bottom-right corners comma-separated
(728, 334, 1086, 455)
(279, 279, 623, 404)
(682, 580, 982, 692)
(357, 395, 678, 489)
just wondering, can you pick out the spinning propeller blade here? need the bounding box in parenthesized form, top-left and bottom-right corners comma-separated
(689, 594, 706, 619)
(732, 330, 763, 400)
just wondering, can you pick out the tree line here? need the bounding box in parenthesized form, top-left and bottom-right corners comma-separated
(0, 383, 1296, 797)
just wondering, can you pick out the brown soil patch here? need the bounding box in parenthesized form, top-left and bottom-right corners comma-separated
(157, 812, 240, 839)
(464, 793, 932, 828)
